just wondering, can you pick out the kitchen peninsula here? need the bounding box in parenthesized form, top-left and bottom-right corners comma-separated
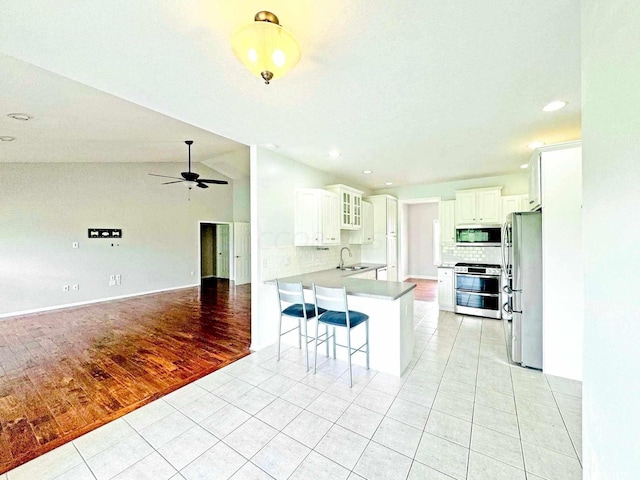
(269, 265, 416, 376)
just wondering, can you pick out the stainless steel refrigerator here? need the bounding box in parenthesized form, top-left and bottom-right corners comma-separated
(501, 211, 543, 369)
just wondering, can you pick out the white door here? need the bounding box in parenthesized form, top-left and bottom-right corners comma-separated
(234, 222, 251, 285)
(216, 224, 230, 278)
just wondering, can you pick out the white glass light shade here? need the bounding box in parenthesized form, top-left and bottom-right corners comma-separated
(231, 18, 301, 84)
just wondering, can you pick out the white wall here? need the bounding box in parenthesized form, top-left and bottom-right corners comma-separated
(582, 2, 640, 478)
(0, 162, 233, 317)
(406, 203, 439, 278)
(376, 172, 528, 200)
(233, 176, 250, 222)
(541, 146, 583, 381)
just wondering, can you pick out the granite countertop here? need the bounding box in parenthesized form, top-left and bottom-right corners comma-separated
(268, 264, 416, 301)
(438, 263, 456, 268)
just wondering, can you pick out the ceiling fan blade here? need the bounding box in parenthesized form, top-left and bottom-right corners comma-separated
(161, 180, 183, 185)
(196, 182, 209, 189)
(198, 179, 229, 185)
(149, 173, 183, 180)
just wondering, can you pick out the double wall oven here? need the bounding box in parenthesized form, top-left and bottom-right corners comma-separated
(454, 263, 502, 319)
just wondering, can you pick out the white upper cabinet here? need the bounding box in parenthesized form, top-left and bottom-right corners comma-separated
(350, 200, 373, 245)
(322, 190, 341, 245)
(501, 194, 529, 222)
(325, 184, 364, 230)
(294, 188, 340, 246)
(439, 200, 456, 244)
(455, 187, 502, 224)
(386, 197, 398, 236)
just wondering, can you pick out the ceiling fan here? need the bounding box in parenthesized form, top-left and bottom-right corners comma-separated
(149, 140, 228, 189)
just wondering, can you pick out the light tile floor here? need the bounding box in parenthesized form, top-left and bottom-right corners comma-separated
(6, 302, 582, 480)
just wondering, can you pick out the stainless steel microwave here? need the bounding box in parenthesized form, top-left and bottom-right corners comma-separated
(455, 225, 502, 247)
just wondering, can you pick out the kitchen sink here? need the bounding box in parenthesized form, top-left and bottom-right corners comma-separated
(341, 265, 368, 271)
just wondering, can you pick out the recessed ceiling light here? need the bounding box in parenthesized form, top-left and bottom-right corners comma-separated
(328, 150, 342, 158)
(385, 182, 393, 186)
(7, 113, 33, 121)
(265, 143, 278, 149)
(520, 164, 529, 169)
(362, 170, 373, 174)
(0, 136, 16, 142)
(528, 141, 545, 149)
(542, 101, 567, 112)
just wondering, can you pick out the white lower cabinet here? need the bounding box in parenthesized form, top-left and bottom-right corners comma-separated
(437, 267, 454, 312)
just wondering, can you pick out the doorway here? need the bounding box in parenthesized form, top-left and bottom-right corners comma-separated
(400, 198, 441, 303)
(200, 223, 231, 282)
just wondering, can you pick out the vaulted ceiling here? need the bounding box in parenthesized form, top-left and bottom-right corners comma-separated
(0, 1, 580, 189)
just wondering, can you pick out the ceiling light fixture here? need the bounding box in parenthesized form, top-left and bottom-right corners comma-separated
(7, 113, 33, 121)
(528, 141, 545, 149)
(362, 170, 373, 174)
(328, 150, 342, 158)
(231, 11, 301, 85)
(385, 182, 393, 186)
(0, 136, 16, 142)
(520, 164, 529, 169)
(542, 101, 567, 112)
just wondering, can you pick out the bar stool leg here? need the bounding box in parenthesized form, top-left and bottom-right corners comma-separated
(347, 328, 353, 387)
(297, 318, 302, 349)
(365, 319, 370, 370)
(325, 325, 329, 358)
(332, 327, 337, 359)
(314, 318, 320, 374)
(303, 316, 309, 372)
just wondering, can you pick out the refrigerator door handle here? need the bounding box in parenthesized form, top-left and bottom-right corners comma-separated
(500, 222, 509, 278)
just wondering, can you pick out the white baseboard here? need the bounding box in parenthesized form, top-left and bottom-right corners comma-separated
(404, 275, 438, 280)
(0, 284, 200, 320)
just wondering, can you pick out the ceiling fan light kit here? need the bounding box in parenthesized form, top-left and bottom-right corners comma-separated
(231, 11, 301, 84)
(149, 140, 228, 191)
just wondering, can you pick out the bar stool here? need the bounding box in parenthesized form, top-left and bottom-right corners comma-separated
(275, 279, 326, 371)
(312, 284, 369, 387)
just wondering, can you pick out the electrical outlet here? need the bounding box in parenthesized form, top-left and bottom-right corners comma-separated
(72, 284, 79, 291)
(72, 242, 79, 249)
(63, 285, 69, 292)
(109, 274, 116, 286)
(115, 274, 121, 285)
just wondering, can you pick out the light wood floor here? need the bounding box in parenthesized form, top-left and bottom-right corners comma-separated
(0, 278, 251, 474)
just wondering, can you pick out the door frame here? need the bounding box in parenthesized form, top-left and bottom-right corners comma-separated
(198, 221, 234, 282)
(398, 197, 441, 281)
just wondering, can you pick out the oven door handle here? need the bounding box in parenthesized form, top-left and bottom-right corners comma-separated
(455, 290, 500, 297)
(455, 274, 501, 279)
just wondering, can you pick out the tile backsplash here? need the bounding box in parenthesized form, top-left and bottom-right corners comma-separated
(441, 244, 501, 265)
(261, 244, 361, 281)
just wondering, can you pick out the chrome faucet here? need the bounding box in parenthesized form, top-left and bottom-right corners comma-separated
(339, 247, 352, 269)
